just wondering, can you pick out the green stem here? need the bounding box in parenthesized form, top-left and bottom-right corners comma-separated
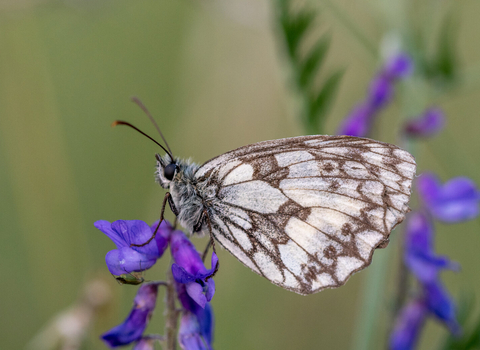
(318, 0, 378, 57)
(350, 249, 390, 350)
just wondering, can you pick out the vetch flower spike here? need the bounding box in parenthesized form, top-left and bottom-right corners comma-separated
(101, 283, 160, 347)
(170, 230, 219, 308)
(417, 173, 480, 223)
(337, 52, 413, 137)
(95, 220, 172, 275)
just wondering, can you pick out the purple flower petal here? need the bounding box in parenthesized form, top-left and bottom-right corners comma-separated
(106, 247, 157, 276)
(417, 173, 480, 223)
(389, 299, 427, 350)
(205, 279, 215, 303)
(101, 283, 159, 347)
(170, 231, 207, 276)
(172, 264, 197, 284)
(424, 281, 461, 335)
(111, 220, 159, 258)
(337, 103, 374, 137)
(151, 220, 173, 255)
(404, 107, 445, 138)
(384, 53, 414, 79)
(170, 232, 218, 307)
(186, 282, 207, 309)
(178, 306, 214, 350)
(95, 220, 128, 249)
(404, 212, 458, 283)
(368, 75, 394, 108)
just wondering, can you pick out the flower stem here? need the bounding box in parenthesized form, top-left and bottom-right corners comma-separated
(350, 249, 390, 350)
(164, 267, 179, 350)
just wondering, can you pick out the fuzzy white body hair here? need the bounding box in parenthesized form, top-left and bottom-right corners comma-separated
(155, 154, 210, 234)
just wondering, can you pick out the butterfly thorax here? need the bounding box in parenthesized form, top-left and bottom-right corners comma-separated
(156, 154, 210, 234)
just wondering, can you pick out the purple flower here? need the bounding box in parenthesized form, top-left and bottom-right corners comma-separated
(101, 283, 160, 347)
(404, 212, 458, 283)
(402, 212, 460, 334)
(417, 173, 480, 223)
(178, 307, 214, 350)
(95, 220, 172, 275)
(404, 107, 445, 138)
(170, 231, 218, 308)
(390, 299, 428, 350)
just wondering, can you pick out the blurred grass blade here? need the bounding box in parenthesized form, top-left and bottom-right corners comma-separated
(307, 69, 344, 131)
(299, 35, 331, 88)
(275, 0, 343, 134)
(279, 3, 315, 58)
(435, 13, 458, 83)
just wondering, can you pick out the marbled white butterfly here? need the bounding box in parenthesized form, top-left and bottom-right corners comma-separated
(119, 99, 416, 295)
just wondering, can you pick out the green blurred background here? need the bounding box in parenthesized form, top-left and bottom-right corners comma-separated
(0, 0, 479, 349)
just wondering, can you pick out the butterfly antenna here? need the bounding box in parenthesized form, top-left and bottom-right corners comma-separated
(112, 121, 173, 159)
(131, 96, 174, 159)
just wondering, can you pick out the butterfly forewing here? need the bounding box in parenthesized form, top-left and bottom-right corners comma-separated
(195, 135, 416, 295)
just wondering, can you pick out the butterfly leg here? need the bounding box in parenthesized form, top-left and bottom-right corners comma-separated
(201, 209, 219, 280)
(131, 192, 172, 248)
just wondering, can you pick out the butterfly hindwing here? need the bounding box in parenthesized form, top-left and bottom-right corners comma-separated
(195, 135, 416, 295)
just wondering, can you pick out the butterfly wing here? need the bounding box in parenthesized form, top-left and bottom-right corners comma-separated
(195, 135, 416, 295)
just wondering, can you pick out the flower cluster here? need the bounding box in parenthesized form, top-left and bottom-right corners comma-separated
(337, 53, 413, 137)
(96, 219, 218, 349)
(338, 53, 480, 350)
(390, 113, 479, 349)
(390, 173, 480, 349)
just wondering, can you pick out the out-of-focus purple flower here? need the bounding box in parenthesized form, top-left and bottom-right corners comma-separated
(337, 103, 375, 137)
(101, 283, 160, 347)
(368, 75, 394, 108)
(95, 220, 172, 275)
(404, 107, 445, 138)
(384, 53, 414, 79)
(170, 231, 218, 308)
(424, 281, 461, 334)
(402, 212, 461, 335)
(337, 52, 413, 137)
(178, 307, 214, 350)
(390, 299, 428, 350)
(417, 173, 480, 223)
(404, 212, 458, 283)
(133, 337, 156, 350)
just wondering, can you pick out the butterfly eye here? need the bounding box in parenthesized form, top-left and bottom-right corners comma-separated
(164, 163, 177, 181)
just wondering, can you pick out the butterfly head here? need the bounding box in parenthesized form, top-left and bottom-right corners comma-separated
(155, 154, 197, 189)
(155, 153, 179, 188)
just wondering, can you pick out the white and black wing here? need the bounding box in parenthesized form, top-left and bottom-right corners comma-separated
(195, 135, 416, 295)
